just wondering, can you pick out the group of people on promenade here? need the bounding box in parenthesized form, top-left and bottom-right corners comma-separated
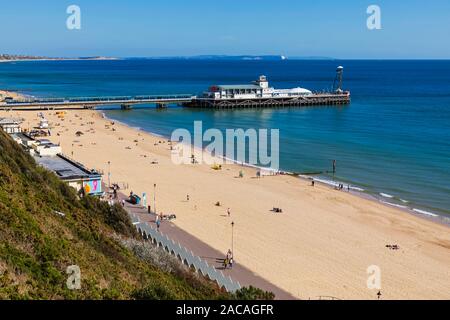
(223, 249, 234, 269)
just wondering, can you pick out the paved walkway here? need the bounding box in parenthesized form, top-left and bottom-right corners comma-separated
(116, 192, 295, 300)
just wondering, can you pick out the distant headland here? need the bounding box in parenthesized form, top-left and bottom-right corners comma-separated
(0, 54, 118, 62)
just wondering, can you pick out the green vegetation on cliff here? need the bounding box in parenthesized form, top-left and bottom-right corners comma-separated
(0, 130, 232, 299)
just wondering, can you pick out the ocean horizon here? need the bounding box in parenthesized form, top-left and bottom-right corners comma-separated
(1, 59, 449, 218)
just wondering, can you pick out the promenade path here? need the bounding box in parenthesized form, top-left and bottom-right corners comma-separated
(116, 192, 296, 300)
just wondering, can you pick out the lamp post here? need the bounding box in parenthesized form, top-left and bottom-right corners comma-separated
(153, 183, 156, 214)
(231, 221, 235, 257)
(107, 161, 111, 189)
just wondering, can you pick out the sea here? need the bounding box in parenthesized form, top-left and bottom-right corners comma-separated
(1, 59, 450, 219)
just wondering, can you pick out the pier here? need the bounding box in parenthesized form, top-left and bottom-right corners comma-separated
(1, 92, 350, 110)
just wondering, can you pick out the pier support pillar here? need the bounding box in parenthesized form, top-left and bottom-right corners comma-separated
(121, 104, 132, 110)
(156, 103, 167, 109)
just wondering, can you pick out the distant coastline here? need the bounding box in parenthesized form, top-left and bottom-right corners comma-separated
(0, 54, 119, 63)
(124, 55, 336, 61)
(1, 53, 337, 62)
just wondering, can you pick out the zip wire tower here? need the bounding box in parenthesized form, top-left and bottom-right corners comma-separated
(333, 66, 344, 93)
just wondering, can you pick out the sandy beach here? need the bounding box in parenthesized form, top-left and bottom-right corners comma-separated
(1, 108, 449, 300)
(0, 89, 25, 100)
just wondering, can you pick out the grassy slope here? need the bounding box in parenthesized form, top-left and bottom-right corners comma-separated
(0, 130, 230, 299)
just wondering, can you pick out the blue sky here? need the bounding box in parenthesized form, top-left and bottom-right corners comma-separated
(1, 0, 450, 58)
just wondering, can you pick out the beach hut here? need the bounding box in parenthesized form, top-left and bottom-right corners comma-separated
(0, 117, 24, 134)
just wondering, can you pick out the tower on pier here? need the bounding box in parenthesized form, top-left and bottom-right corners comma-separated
(333, 66, 344, 93)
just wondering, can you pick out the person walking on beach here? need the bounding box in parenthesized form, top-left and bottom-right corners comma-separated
(121, 199, 125, 207)
(227, 208, 231, 217)
(186, 194, 190, 201)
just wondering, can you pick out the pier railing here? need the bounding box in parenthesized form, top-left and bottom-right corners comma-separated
(129, 213, 242, 293)
(2, 94, 195, 108)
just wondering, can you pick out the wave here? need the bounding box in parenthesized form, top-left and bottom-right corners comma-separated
(309, 178, 444, 220)
(312, 178, 340, 188)
(379, 193, 394, 198)
(311, 177, 365, 192)
(380, 200, 408, 209)
(412, 208, 439, 218)
(221, 155, 281, 174)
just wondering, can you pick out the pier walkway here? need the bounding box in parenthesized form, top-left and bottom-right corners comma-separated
(1, 94, 194, 110)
